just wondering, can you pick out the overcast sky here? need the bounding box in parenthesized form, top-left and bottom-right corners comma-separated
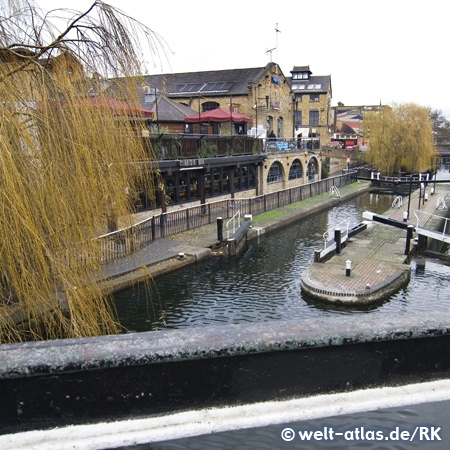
(38, 0, 450, 117)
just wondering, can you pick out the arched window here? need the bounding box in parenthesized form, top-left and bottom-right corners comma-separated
(307, 158, 319, 182)
(202, 101, 220, 112)
(289, 160, 303, 180)
(267, 161, 283, 184)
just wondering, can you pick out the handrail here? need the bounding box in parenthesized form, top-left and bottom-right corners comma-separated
(436, 196, 447, 211)
(226, 211, 241, 239)
(329, 186, 341, 198)
(413, 210, 450, 239)
(392, 196, 403, 208)
(323, 218, 351, 247)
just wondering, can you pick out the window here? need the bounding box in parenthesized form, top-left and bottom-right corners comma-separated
(310, 94, 319, 102)
(309, 110, 319, 126)
(294, 110, 302, 128)
(277, 117, 283, 137)
(292, 72, 309, 80)
(267, 161, 283, 184)
(295, 93, 303, 102)
(202, 101, 220, 112)
(234, 165, 254, 191)
(289, 160, 303, 180)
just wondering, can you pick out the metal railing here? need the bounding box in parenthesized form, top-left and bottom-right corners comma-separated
(323, 218, 351, 249)
(413, 210, 450, 239)
(329, 186, 341, 198)
(437, 196, 447, 211)
(226, 211, 241, 240)
(392, 196, 403, 208)
(95, 172, 355, 264)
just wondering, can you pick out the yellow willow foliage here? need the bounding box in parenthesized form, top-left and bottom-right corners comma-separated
(0, 1, 163, 343)
(363, 103, 438, 174)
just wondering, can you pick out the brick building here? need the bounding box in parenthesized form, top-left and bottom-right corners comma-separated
(286, 65, 333, 149)
(139, 62, 295, 139)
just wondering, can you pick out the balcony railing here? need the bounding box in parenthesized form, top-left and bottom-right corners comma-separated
(147, 134, 262, 160)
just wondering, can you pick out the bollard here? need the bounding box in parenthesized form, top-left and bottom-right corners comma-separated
(346, 260, 352, 277)
(217, 217, 223, 242)
(178, 252, 185, 260)
(403, 211, 408, 222)
(418, 234, 428, 251)
(334, 228, 341, 255)
(405, 225, 414, 256)
(314, 250, 321, 263)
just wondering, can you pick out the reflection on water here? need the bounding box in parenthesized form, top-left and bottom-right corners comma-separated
(113, 192, 450, 333)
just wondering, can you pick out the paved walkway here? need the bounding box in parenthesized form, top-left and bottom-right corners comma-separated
(98, 182, 450, 296)
(98, 182, 370, 291)
(301, 185, 450, 304)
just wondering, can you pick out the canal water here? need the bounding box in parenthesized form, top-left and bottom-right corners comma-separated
(114, 191, 450, 333)
(110, 178, 450, 450)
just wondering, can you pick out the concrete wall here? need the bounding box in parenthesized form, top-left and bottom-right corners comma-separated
(1, 312, 450, 434)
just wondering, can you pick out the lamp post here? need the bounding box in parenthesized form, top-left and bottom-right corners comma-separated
(406, 173, 414, 220)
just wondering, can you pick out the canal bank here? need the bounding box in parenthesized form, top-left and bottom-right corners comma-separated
(2, 183, 450, 441)
(301, 184, 450, 304)
(99, 181, 371, 293)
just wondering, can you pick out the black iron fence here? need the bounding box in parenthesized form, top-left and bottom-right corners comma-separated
(95, 172, 355, 264)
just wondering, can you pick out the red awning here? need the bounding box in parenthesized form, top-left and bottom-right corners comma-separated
(185, 107, 252, 123)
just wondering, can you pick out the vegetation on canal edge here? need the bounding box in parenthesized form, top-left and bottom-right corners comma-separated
(0, 1, 164, 343)
(251, 181, 370, 227)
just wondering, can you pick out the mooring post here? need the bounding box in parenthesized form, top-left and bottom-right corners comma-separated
(217, 217, 223, 242)
(335, 228, 341, 254)
(346, 260, 352, 276)
(405, 225, 414, 255)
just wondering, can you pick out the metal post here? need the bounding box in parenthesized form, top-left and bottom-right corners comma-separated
(405, 225, 414, 256)
(335, 228, 341, 255)
(217, 217, 223, 242)
(407, 174, 413, 219)
(151, 216, 156, 241)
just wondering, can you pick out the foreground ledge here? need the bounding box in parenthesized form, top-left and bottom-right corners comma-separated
(1, 311, 450, 433)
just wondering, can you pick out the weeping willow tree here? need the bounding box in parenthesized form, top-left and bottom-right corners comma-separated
(0, 1, 167, 343)
(363, 103, 438, 174)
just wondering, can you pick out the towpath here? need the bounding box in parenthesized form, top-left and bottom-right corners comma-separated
(98, 181, 371, 292)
